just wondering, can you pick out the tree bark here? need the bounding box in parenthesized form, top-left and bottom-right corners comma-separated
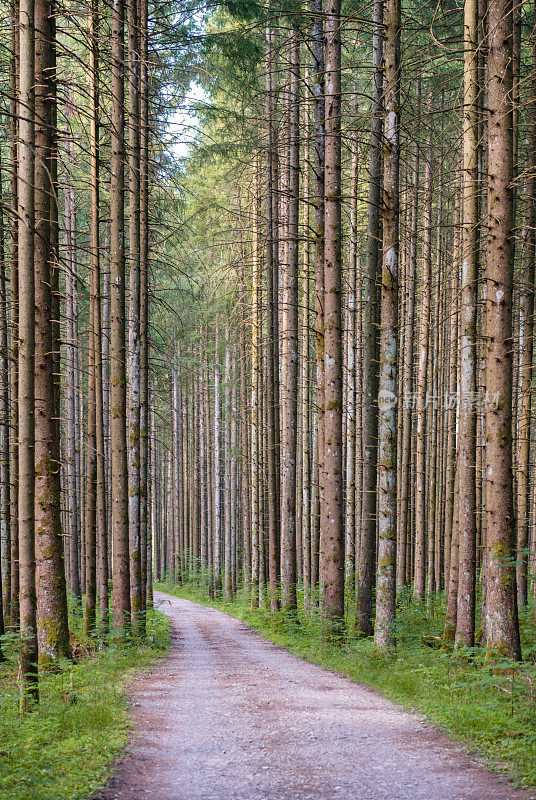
(310, 0, 324, 609)
(251, 166, 261, 608)
(321, 0, 344, 638)
(414, 90, 433, 602)
(374, 0, 401, 649)
(265, 17, 280, 613)
(484, 0, 521, 661)
(18, 0, 38, 705)
(357, 0, 382, 634)
(213, 338, 222, 594)
(224, 332, 233, 600)
(280, 25, 300, 613)
(345, 102, 358, 598)
(139, 0, 150, 609)
(127, 0, 143, 636)
(34, 0, 70, 663)
(64, 171, 81, 602)
(9, 0, 19, 630)
(0, 138, 6, 652)
(110, 0, 131, 632)
(456, 0, 480, 647)
(397, 83, 419, 591)
(0, 143, 10, 638)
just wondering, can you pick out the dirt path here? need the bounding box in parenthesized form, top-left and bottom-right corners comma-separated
(98, 592, 534, 800)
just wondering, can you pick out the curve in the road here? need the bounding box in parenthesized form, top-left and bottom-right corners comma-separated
(98, 592, 535, 800)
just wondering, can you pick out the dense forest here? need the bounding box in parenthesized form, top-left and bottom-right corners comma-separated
(1, 0, 536, 791)
(149, 0, 535, 657)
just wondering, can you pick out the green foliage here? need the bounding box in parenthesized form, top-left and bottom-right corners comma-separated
(156, 582, 536, 789)
(0, 611, 170, 800)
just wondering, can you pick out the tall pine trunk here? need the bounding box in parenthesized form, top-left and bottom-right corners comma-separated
(311, 0, 324, 608)
(374, 0, 400, 649)
(280, 25, 300, 613)
(357, 0, 382, 634)
(110, 0, 131, 632)
(265, 18, 280, 613)
(0, 142, 10, 638)
(139, 0, 150, 608)
(456, 0, 480, 647)
(18, 0, 38, 705)
(413, 92, 433, 601)
(127, 0, 143, 636)
(34, 0, 70, 663)
(397, 87, 419, 590)
(484, 0, 521, 661)
(321, 0, 344, 637)
(9, 0, 19, 629)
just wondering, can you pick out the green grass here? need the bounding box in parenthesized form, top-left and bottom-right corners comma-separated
(156, 580, 536, 789)
(0, 607, 170, 800)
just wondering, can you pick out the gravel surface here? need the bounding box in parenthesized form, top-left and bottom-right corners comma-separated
(98, 591, 535, 800)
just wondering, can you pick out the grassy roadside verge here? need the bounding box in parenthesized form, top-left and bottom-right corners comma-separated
(155, 581, 536, 789)
(0, 609, 170, 800)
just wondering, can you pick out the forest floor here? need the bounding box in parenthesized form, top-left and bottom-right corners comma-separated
(98, 590, 536, 800)
(0, 608, 169, 800)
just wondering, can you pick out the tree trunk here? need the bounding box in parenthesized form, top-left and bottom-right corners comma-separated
(9, 0, 19, 630)
(0, 141, 6, 652)
(444, 165, 462, 590)
(444, 462, 460, 642)
(110, 0, 131, 632)
(86, 0, 109, 632)
(139, 0, 150, 609)
(0, 144, 10, 637)
(397, 84, 419, 590)
(34, 0, 70, 664)
(374, 0, 400, 649)
(357, 0, 382, 634)
(414, 90, 433, 602)
(224, 332, 233, 600)
(321, 0, 344, 638)
(484, 0, 521, 660)
(127, 0, 143, 636)
(239, 288, 251, 596)
(345, 102, 358, 599)
(64, 173, 81, 602)
(265, 18, 280, 613)
(280, 25, 300, 613)
(310, 0, 324, 609)
(251, 168, 261, 608)
(456, 0, 480, 647)
(102, 229, 112, 578)
(18, 0, 38, 706)
(213, 339, 222, 594)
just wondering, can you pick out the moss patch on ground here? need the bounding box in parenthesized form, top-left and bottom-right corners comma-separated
(156, 581, 536, 789)
(0, 608, 170, 800)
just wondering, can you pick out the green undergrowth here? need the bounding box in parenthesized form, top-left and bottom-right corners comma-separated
(0, 605, 170, 800)
(156, 580, 536, 789)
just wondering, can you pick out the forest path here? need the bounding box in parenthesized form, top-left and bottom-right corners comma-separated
(99, 592, 534, 800)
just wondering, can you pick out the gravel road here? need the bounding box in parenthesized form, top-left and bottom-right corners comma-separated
(98, 591, 535, 800)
